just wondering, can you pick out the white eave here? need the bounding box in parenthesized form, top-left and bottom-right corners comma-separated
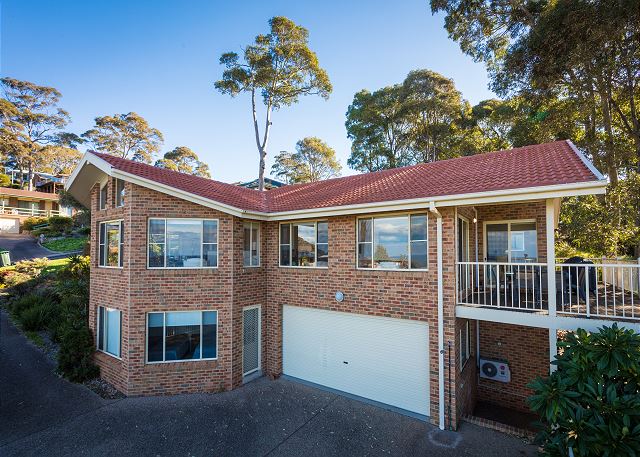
(66, 151, 608, 220)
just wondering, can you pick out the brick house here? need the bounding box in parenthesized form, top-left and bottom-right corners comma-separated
(66, 140, 637, 430)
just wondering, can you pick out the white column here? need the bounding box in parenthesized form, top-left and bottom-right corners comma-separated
(546, 199, 558, 372)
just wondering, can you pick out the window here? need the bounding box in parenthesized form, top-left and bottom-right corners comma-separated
(97, 306, 121, 358)
(243, 222, 260, 267)
(279, 221, 328, 267)
(99, 184, 107, 210)
(460, 320, 471, 371)
(357, 214, 428, 270)
(18, 200, 39, 215)
(485, 221, 537, 262)
(146, 310, 218, 363)
(115, 179, 125, 207)
(148, 219, 218, 268)
(99, 220, 123, 267)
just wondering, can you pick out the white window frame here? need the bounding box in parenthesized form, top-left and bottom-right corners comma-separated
(483, 219, 537, 262)
(115, 178, 125, 207)
(278, 220, 328, 269)
(97, 305, 122, 359)
(460, 320, 470, 371)
(147, 218, 219, 269)
(98, 219, 124, 269)
(243, 221, 260, 267)
(145, 310, 219, 364)
(99, 183, 107, 210)
(356, 212, 429, 271)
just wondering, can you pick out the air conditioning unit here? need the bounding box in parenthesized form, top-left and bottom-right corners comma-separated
(479, 358, 511, 383)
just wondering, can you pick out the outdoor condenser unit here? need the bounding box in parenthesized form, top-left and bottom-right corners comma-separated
(479, 358, 511, 383)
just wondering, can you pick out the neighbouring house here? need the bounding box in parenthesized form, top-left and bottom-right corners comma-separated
(66, 140, 637, 431)
(0, 187, 68, 233)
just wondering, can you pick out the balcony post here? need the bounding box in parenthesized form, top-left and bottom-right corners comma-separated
(546, 199, 558, 372)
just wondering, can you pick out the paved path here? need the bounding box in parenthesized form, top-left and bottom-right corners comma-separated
(0, 312, 537, 456)
(0, 234, 65, 262)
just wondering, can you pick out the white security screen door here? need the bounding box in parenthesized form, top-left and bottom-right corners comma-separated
(243, 305, 261, 376)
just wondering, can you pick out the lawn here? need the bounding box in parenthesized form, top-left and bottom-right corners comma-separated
(43, 237, 87, 253)
(0, 257, 70, 274)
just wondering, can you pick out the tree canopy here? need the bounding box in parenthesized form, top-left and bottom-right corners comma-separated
(215, 16, 332, 190)
(82, 112, 163, 163)
(155, 146, 211, 178)
(271, 137, 341, 183)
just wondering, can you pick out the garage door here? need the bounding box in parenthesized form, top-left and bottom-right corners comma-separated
(0, 218, 20, 234)
(283, 305, 430, 416)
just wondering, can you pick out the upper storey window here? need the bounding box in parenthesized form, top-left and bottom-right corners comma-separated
(99, 220, 123, 268)
(279, 221, 328, 268)
(357, 214, 428, 270)
(99, 184, 107, 210)
(243, 222, 260, 267)
(148, 218, 218, 268)
(115, 179, 125, 207)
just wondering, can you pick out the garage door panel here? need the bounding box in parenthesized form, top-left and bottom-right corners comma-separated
(283, 306, 429, 416)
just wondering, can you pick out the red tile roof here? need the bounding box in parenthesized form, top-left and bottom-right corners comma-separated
(0, 186, 60, 200)
(91, 140, 601, 214)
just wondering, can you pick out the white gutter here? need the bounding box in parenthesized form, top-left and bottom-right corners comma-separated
(429, 201, 445, 430)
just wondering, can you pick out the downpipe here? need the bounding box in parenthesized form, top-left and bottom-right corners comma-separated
(429, 201, 445, 430)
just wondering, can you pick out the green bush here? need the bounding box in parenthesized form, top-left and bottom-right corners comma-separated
(14, 257, 49, 276)
(56, 319, 99, 382)
(47, 215, 73, 234)
(9, 293, 43, 317)
(20, 301, 55, 331)
(22, 216, 48, 231)
(528, 324, 640, 456)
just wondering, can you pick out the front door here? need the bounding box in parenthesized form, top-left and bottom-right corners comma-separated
(242, 305, 261, 377)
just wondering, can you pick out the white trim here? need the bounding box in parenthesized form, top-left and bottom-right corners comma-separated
(242, 304, 262, 377)
(67, 152, 607, 221)
(98, 219, 124, 268)
(566, 140, 606, 181)
(147, 218, 219, 269)
(145, 310, 219, 364)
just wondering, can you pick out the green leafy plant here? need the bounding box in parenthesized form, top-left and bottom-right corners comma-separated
(22, 216, 49, 231)
(47, 215, 73, 234)
(19, 300, 55, 331)
(56, 318, 99, 382)
(14, 257, 50, 276)
(528, 325, 640, 456)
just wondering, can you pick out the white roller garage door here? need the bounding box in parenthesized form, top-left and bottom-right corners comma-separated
(0, 218, 20, 234)
(283, 305, 430, 416)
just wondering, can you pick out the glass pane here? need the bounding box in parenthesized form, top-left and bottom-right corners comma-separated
(280, 224, 290, 244)
(119, 222, 124, 268)
(410, 214, 427, 241)
(149, 219, 165, 244)
(106, 309, 121, 357)
(373, 216, 409, 269)
(99, 223, 106, 266)
(317, 243, 328, 267)
(166, 219, 202, 268)
(116, 179, 125, 206)
(292, 223, 315, 266)
(486, 223, 508, 262)
(203, 220, 217, 244)
(165, 312, 201, 361)
(358, 243, 372, 268)
(280, 245, 290, 266)
(148, 243, 165, 267)
(202, 311, 217, 359)
(203, 244, 217, 267)
(358, 219, 372, 243)
(317, 222, 328, 244)
(106, 222, 120, 267)
(251, 225, 259, 265)
(243, 224, 251, 266)
(97, 306, 105, 350)
(410, 241, 428, 269)
(100, 185, 107, 209)
(510, 222, 537, 262)
(147, 313, 164, 362)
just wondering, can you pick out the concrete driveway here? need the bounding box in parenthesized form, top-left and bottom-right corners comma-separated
(0, 234, 60, 262)
(0, 312, 537, 457)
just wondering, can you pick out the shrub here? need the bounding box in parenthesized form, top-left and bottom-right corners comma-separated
(48, 215, 73, 234)
(9, 293, 43, 317)
(20, 301, 55, 331)
(22, 216, 48, 231)
(57, 319, 99, 382)
(14, 257, 49, 276)
(61, 255, 90, 281)
(528, 324, 640, 456)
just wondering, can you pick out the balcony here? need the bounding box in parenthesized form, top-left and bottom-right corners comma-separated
(0, 206, 61, 218)
(457, 260, 640, 322)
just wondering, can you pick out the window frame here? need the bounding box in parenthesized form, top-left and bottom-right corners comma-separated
(115, 178, 125, 207)
(97, 305, 122, 359)
(356, 212, 429, 271)
(98, 219, 124, 269)
(99, 183, 107, 210)
(147, 218, 219, 269)
(243, 221, 261, 267)
(460, 320, 471, 371)
(483, 219, 537, 263)
(145, 310, 219, 364)
(278, 220, 329, 269)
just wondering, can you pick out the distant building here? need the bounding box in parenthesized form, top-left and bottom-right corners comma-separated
(0, 187, 69, 233)
(234, 177, 287, 190)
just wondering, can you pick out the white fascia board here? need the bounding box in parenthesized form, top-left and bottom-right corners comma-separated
(566, 140, 607, 181)
(65, 152, 113, 191)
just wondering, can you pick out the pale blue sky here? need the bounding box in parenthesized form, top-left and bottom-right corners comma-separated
(1, 0, 495, 182)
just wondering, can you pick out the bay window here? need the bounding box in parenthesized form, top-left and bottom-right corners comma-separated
(97, 306, 121, 358)
(148, 218, 218, 268)
(243, 222, 260, 267)
(279, 221, 328, 267)
(357, 213, 428, 270)
(146, 310, 218, 362)
(99, 220, 123, 267)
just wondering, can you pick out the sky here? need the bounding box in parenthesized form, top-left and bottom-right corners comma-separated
(0, 0, 495, 183)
